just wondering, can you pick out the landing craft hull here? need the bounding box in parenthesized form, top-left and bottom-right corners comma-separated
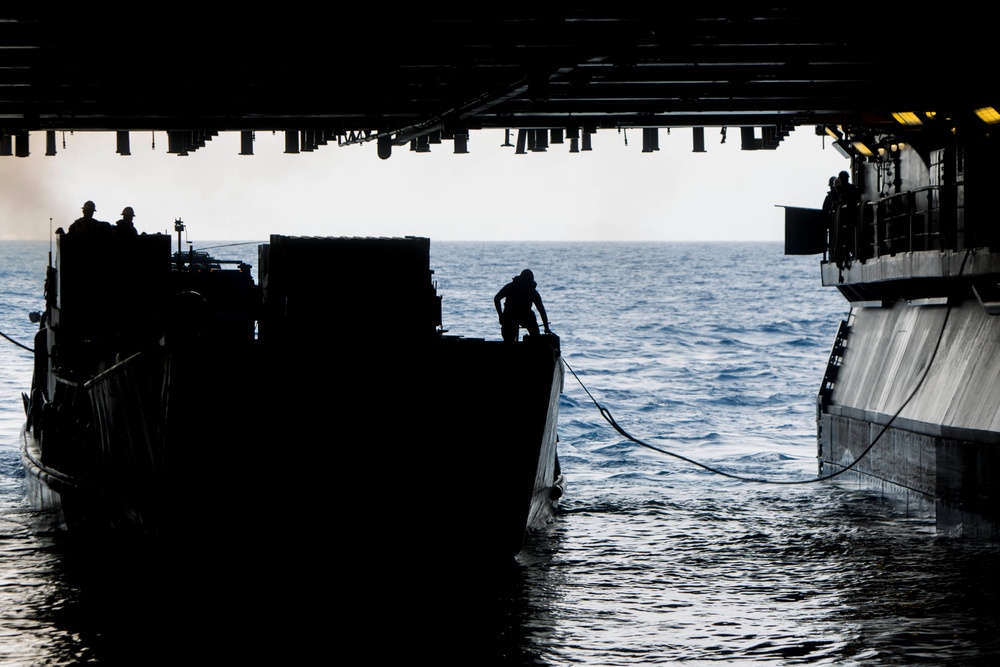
(274, 334, 565, 559)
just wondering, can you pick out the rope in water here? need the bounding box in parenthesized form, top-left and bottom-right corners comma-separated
(561, 264, 958, 487)
(0, 329, 33, 353)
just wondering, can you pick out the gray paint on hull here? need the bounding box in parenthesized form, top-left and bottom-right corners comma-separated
(829, 299, 1000, 442)
(820, 298, 1000, 539)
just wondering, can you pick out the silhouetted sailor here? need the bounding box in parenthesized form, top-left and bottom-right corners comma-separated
(833, 171, 861, 267)
(68, 200, 112, 236)
(835, 170, 860, 206)
(494, 269, 551, 343)
(112, 206, 139, 237)
(822, 176, 838, 214)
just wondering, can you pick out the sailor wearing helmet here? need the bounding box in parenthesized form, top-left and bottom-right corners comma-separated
(112, 206, 139, 237)
(68, 200, 112, 236)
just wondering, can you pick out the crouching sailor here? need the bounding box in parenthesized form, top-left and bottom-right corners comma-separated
(494, 269, 551, 343)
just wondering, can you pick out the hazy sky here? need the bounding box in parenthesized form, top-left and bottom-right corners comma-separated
(0, 126, 846, 243)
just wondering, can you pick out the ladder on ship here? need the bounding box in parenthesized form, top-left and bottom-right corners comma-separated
(817, 319, 850, 412)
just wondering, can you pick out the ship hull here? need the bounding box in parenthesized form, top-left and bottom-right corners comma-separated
(818, 296, 1000, 540)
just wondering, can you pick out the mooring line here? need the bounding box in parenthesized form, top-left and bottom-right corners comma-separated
(0, 328, 33, 353)
(561, 250, 971, 486)
(561, 357, 827, 484)
(562, 347, 932, 486)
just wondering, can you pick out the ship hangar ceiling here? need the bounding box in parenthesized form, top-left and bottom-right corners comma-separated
(0, 12, 993, 158)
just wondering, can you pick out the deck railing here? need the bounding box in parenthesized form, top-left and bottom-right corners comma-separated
(829, 182, 964, 266)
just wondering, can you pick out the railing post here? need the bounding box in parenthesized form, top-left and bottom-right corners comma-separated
(908, 194, 914, 252)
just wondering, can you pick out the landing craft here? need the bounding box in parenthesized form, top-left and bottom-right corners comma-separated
(20, 227, 565, 559)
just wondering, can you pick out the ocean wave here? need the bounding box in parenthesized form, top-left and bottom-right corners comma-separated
(733, 452, 797, 462)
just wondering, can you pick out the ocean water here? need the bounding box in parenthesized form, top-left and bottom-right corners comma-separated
(2, 239, 1000, 665)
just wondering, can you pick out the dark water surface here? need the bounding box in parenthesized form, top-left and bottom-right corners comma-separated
(1, 240, 999, 665)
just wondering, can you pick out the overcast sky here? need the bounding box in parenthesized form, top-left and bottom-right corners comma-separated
(0, 126, 846, 243)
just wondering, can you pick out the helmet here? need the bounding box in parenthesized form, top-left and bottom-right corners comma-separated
(121, 206, 135, 216)
(82, 200, 96, 212)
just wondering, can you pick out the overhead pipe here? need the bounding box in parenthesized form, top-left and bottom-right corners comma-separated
(692, 126, 706, 152)
(15, 130, 29, 157)
(377, 133, 393, 159)
(531, 129, 548, 152)
(301, 129, 316, 152)
(642, 127, 659, 153)
(240, 130, 254, 155)
(167, 131, 189, 156)
(515, 129, 527, 154)
(116, 130, 130, 155)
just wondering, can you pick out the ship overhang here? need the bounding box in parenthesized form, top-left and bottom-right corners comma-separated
(822, 249, 1000, 305)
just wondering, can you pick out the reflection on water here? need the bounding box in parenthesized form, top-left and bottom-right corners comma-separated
(491, 480, 1000, 666)
(0, 469, 331, 665)
(5, 471, 998, 666)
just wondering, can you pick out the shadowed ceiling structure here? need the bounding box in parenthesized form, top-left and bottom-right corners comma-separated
(0, 11, 992, 157)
